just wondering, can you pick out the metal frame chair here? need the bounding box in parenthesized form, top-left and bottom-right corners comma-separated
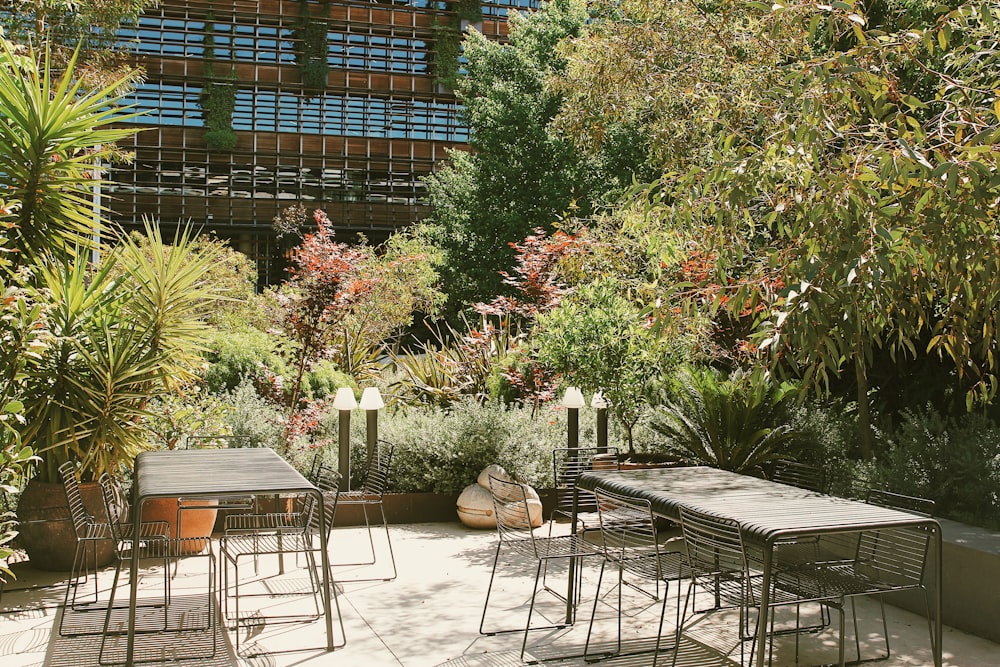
(97, 473, 219, 665)
(480, 475, 604, 661)
(218, 464, 345, 656)
(330, 440, 396, 581)
(809, 489, 936, 664)
(57, 460, 115, 637)
(772, 461, 826, 493)
(676, 505, 845, 667)
(584, 488, 688, 664)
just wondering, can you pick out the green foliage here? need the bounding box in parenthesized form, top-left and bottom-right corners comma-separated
(875, 406, 1000, 529)
(533, 278, 679, 453)
(431, 21, 463, 89)
(424, 0, 612, 310)
(200, 18, 238, 151)
(295, 1, 330, 93)
(216, 380, 286, 450)
(20, 224, 229, 483)
(0, 38, 140, 268)
(202, 328, 285, 393)
(304, 360, 353, 400)
(650, 367, 803, 474)
(377, 397, 566, 493)
(0, 275, 41, 580)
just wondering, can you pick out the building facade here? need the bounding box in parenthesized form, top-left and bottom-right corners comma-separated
(108, 0, 535, 284)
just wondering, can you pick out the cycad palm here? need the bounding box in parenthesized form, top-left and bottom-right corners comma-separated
(652, 368, 802, 475)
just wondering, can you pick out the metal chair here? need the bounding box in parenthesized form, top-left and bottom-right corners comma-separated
(676, 505, 845, 667)
(772, 460, 826, 493)
(97, 473, 219, 664)
(544, 447, 624, 599)
(218, 464, 345, 655)
(57, 461, 115, 637)
(331, 440, 396, 581)
(584, 488, 688, 664)
(806, 489, 936, 663)
(480, 475, 604, 660)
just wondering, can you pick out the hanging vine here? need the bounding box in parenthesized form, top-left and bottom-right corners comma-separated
(295, 0, 330, 94)
(200, 9, 238, 150)
(431, 0, 481, 90)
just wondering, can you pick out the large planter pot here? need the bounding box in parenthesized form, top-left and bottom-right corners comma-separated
(15, 478, 116, 572)
(140, 497, 218, 555)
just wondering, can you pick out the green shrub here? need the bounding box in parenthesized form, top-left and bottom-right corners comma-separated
(202, 329, 286, 393)
(217, 380, 285, 450)
(304, 360, 352, 400)
(345, 397, 593, 494)
(875, 405, 1000, 528)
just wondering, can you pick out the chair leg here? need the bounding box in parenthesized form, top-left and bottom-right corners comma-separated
(583, 559, 608, 661)
(479, 542, 503, 636)
(519, 560, 545, 660)
(377, 501, 397, 581)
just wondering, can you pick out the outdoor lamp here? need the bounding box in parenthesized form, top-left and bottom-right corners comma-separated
(591, 391, 609, 453)
(359, 387, 385, 461)
(562, 387, 585, 450)
(333, 387, 358, 490)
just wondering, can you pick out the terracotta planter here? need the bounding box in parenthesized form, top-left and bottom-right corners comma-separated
(15, 478, 116, 572)
(140, 497, 218, 555)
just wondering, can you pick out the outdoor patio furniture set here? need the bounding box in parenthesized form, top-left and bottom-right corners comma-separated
(56, 443, 396, 666)
(480, 453, 941, 667)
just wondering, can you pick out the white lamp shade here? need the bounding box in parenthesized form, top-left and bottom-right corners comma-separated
(359, 387, 385, 410)
(591, 391, 608, 409)
(332, 387, 358, 410)
(561, 386, 586, 409)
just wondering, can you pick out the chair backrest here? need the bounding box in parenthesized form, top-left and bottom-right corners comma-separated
(487, 475, 538, 550)
(865, 488, 935, 517)
(772, 460, 826, 493)
(594, 487, 664, 579)
(553, 447, 620, 513)
(59, 460, 94, 535)
(98, 473, 129, 544)
(678, 505, 748, 591)
(304, 464, 341, 542)
(361, 441, 394, 497)
(856, 488, 935, 588)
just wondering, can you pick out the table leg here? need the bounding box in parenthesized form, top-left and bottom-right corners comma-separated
(316, 490, 335, 650)
(125, 494, 143, 667)
(754, 539, 774, 667)
(565, 486, 580, 625)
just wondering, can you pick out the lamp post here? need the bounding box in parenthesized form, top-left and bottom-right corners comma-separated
(562, 387, 586, 451)
(332, 387, 357, 490)
(591, 391, 609, 453)
(359, 387, 385, 462)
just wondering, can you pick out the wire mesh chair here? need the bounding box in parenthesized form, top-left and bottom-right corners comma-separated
(543, 447, 623, 599)
(97, 473, 219, 665)
(772, 461, 826, 493)
(331, 440, 396, 581)
(480, 475, 604, 660)
(799, 489, 936, 664)
(677, 505, 845, 667)
(584, 488, 688, 664)
(218, 464, 345, 655)
(57, 461, 116, 637)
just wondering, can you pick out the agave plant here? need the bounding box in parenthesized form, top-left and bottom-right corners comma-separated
(651, 367, 803, 475)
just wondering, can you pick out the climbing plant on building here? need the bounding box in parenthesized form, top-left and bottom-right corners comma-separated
(296, 0, 330, 93)
(200, 10, 238, 150)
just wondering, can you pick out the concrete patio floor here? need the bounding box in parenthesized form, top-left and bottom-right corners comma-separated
(1, 521, 997, 666)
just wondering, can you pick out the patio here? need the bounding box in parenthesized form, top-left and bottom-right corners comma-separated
(1, 521, 997, 667)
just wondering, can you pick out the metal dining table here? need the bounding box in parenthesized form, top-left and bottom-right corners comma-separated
(121, 447, 337, 666)
(575, 466, 943, 667)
